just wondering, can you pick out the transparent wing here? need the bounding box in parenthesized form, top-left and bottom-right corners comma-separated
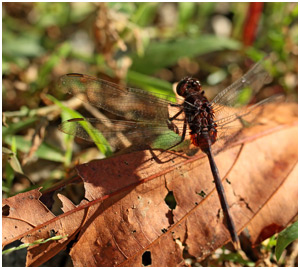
(214, 94, 284, 128)
(211, 95, 284, 155)
(59, 73, 183, 122)
(211, 59, 272, 115)
(59, 118, 191, 152)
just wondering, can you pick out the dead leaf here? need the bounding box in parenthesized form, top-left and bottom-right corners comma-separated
(24, 196, 88, 267)
(2, 188, 88, 266)
(2, 188, 55, 245)
(2, 102, 297, 266)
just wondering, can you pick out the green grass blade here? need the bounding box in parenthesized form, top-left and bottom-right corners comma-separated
(275, 221, 298, 261)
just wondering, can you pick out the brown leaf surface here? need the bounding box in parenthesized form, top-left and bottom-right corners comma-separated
(2, 188, 89, 266)
(2, 188, 55, 245)
(2, 102, 297, 266)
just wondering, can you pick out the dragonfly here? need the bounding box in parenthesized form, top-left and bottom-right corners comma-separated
(58, 59, 273, 250)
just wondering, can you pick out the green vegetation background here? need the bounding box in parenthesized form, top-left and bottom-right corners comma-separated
(2, 2, 298, 267)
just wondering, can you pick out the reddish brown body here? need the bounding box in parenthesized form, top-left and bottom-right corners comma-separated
(176, 77, 218, 153)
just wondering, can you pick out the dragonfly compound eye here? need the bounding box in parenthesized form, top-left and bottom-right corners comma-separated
(176, 78, 202, 97)
(176, 78, 189, 97)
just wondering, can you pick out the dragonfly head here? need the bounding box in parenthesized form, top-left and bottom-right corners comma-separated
(176, 77, 202, 97)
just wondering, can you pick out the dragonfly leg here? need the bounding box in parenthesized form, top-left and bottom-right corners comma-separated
(169, 108, 184, 121)
(170, 103, 183, 107)
(165, 118, 187, 151)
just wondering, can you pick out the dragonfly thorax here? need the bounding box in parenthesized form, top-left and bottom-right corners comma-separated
(180, 82, 218, 152)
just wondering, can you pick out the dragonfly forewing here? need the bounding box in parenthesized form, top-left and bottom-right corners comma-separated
(212, 59, 271, 110)
(59, 73, 181, 122)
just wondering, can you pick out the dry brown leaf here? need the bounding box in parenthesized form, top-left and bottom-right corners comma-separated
(2, 188, 88, 266)
(2, 102, 297, 266)
(2, 188, 55, 245)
